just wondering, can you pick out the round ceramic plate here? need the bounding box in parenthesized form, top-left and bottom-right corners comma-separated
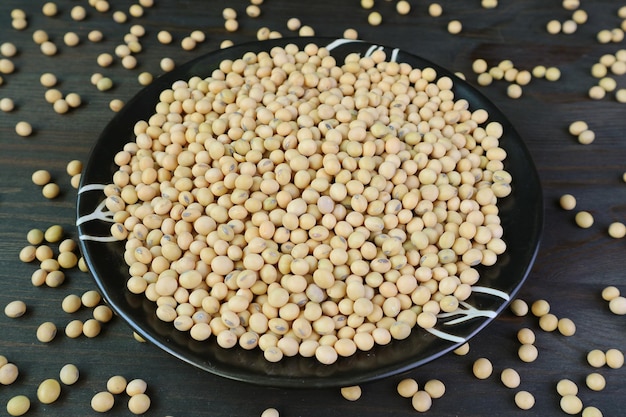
(76, 37, 543, 388)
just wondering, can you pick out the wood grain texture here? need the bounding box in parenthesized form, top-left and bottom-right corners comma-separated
(1, 1, 625, 416)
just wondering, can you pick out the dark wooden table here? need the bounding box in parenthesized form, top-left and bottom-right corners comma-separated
(1, 1, 625, 416)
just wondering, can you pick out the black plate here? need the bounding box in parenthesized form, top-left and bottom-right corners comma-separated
(76, 37, 543, 388)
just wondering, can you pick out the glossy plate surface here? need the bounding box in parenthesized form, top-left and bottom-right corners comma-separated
(77, 37, 543, 388)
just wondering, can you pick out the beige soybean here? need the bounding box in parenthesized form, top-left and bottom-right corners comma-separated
(19, 246, 36, 262)
(514, 391, 535, 410)
(587, 349, 606, 368)
(27, 229, 44, 245)
(605, 349, 624, 369)
(586, 372, 606, 391)
(448, 20, 462, 34)
(609, 296, 626, 315)
(0, 42, 17, 57)
(539, 313, 558, 332)
(128, 393, 151, 414)
(11, 18, 28, 31)
(15, 121, 33, 137)
(510, 299, 529, 316)
(96, 77, 113, 91)
(411, 391, 432, 412)
(58, 251, 78, 269)
(473, 357, 493, 379)
(83, 319, 101, 337)
(81, 290, 101, 307)
(575, 211, 594, 228)
(518, 343, 538, 362)
(94, 305, 113, 322)
(608, 222, 626, 238)
(126, 378, 147, 396)
(91, 391, 115, 412)
(396, 1, 411, 15)
(261, 408, 280, 417)
(547, 20, 562, 34)
(6, 395, 30, 416)
(454, 343, 470, 356)
(500, 368, 521, 388)
(42, 183, 60, 199)
(88, 30, 104, 42)
(37, 322, 57, 343)
(397, 378, 419, 398)
(0, 59, 15, 74)
(4, 301, 26, 318)
(515, 329, 534, 346)
(340, 385, 362, 401)
(424, 379, 445, 398)
(507, 84, 522, 99)
(582, 406, 603, 417)
(0, 363, 19, 385)
(559, 194, 576, 210)
(107, 375, 127, 394)
(429, 3, 443, 17)
(531, 299, 550, 317)
(578, 129, 595, 144)
(37, 378, 61, 404)
(561, 395, 583, 415)
(557, 318, 576, 336)
(110, 99, 124, 112)
(65, 320, 83, 338)
(44, 269, 64, 287)
(367, 12, 382, 26)
(157, 31, 173, 44)
(556, 379, 578, 396)
(0, 97, 14, 112)
(59, 364, 79, 385)
(62, 294, 82, 313)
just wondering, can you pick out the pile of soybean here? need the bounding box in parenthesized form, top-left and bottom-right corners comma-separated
(102, 42, 511, 364)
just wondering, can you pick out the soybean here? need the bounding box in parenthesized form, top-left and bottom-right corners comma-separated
(36, 322, 57, 343)
(0, 363, 19, 385)
(59, 364, 79, 385)
(609, 296, 626, 315)
(107, 375, 127, 394)
(15, 121, 33, 137)
(340, 385, 362, 401)
(424, 379, 445, 398)
(605, 349, 624, 369)
(518, 343, 538, 362)
(585, 372, 606, 391)
(561, 395, 583, 415)
(559, 194, 576, 210)
(6, 395, 30, 416)
(514, 391, 535, 410)
(4, 301, 26, 318)
(261, 408, 280, 417)
(91, 391, 115, 412)
(126, 378, 147, 396)
(128, 393, 151, 414)
(397, 378, 419, 398)
(37, 378, 61, 404)
(472, 357, 493, 379)
(587, 349, 606, 368)
(510, 299, 529, 316)
(500, 368, 521, 388)
(608, 222, 626, 238)
(411, 391, 432, 412)
(556, 379, 578, 396)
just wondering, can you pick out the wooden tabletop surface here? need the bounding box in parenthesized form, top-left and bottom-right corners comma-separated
(1, 1, 625, 416)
